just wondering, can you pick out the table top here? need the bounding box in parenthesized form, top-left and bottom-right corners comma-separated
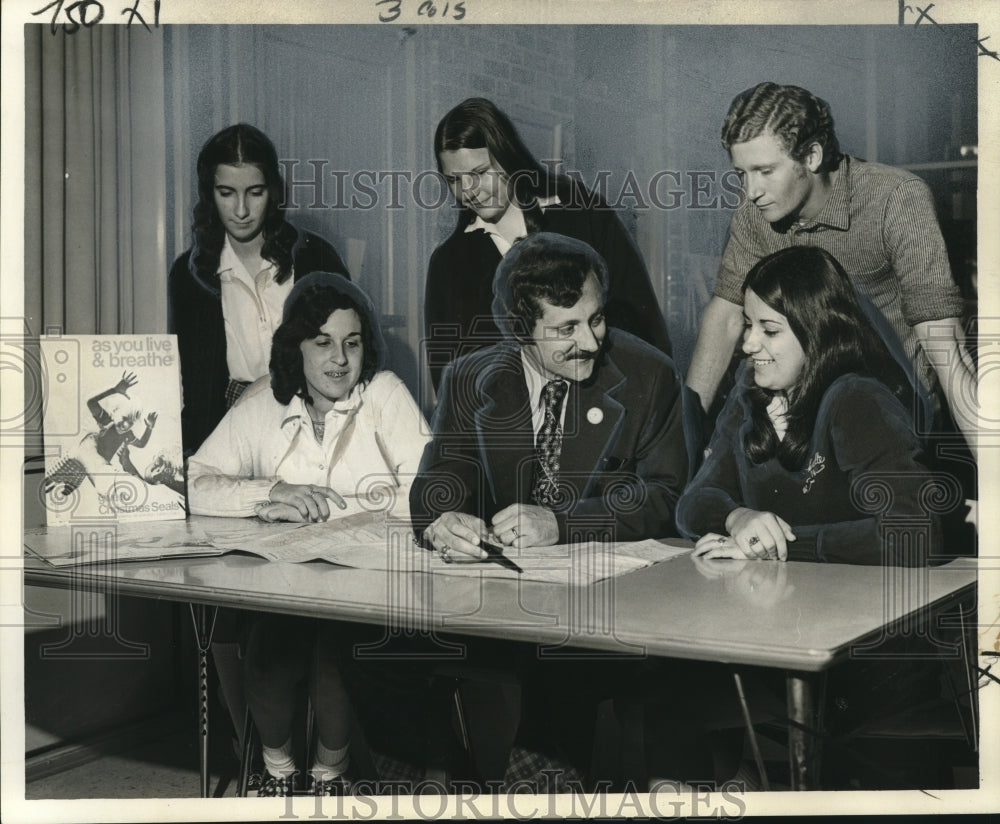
(23, 521, 977, 672)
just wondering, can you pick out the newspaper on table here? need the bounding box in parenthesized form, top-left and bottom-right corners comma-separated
(25, 507, 690, 584)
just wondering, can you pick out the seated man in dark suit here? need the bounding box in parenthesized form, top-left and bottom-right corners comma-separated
(410, 232, 687, 789)
(412, 231, 687, 556)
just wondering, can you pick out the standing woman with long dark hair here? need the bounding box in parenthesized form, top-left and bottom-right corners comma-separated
(169, 123, 348, 455)
(425, 97, 672, 392)
(168, 124, 348, 775)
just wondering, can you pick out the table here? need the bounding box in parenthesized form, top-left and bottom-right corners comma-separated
(23, 520, 978, 792)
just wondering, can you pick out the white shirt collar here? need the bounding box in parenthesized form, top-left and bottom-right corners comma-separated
(281, 385, 364, 432)
(465, 194, 561, 256)
(217, 233, 238, 276)
(520, 349, 568, 436)
(217, 234, 274, 283)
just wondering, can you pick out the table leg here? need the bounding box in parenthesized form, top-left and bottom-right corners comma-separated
(189, 604, 219, 798)
(786, 670, 824, 790)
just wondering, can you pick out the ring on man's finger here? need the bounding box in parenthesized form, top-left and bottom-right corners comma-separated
(717, 536, 726, 544)
(512, 526, 518, 537)
(748, 536, 760, 546)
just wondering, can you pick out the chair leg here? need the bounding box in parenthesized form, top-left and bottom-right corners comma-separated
(305, 696, 316, 774)
(452, 680, 472, 756)
(732, 671, 770, 791)
(237, 706, 255, 797)
(958, 602, 979, 752)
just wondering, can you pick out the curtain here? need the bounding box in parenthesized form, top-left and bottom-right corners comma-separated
(24, 24, 167, 339)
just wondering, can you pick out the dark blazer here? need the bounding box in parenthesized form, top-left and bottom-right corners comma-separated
(410, 330, 688, 543)
(424, 202, 673, 392)
(168, 226, 347, 454)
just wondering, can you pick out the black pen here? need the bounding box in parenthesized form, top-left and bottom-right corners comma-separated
(479, 539, 524, 574)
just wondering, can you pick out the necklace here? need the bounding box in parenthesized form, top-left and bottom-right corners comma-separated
(308, 406, 326, 443)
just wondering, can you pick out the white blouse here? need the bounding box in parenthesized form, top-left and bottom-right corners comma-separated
(187, 371, 429, 518)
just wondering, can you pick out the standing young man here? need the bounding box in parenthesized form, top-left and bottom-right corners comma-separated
(686, 82, 977, 453)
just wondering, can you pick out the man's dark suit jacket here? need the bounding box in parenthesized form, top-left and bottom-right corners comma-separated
(424, 202, 673, 392)
(410, 330, 688, 543)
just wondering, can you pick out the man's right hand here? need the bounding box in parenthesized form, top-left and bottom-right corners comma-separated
(423, 511, 490, 562)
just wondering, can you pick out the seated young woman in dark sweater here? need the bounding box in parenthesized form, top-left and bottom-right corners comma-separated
(677, 245, 940, 567)
(635, 247, 946, 791)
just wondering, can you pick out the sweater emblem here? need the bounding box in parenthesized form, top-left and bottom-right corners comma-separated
(802, 451, 826, 494)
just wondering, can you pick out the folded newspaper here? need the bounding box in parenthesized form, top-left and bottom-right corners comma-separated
(24, 510, 691, 584)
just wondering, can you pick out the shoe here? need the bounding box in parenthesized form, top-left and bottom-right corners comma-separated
(729, 762, 763, 792)
(256, 771, 297, 797)
(503, 745, 586, 793)
(246, 770, 264, 794)
(310, 771, 353, 796)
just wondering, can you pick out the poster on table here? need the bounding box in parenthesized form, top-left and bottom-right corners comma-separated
(39, 334, 186, 526)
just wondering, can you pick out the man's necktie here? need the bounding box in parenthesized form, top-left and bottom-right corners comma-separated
(531, 379, 568, 508)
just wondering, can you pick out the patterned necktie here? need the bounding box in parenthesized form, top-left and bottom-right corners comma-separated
(531, 379, 568, 507)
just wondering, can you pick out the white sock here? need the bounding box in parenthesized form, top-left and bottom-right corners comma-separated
(312, 739, 350, 778)
(261, 737, 296, 779)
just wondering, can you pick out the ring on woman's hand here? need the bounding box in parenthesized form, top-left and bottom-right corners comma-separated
(748, 536, 760, 546)
(511, 526, 518, 537)
(439, 545, 451, 561)
(717, 536, 726, 544)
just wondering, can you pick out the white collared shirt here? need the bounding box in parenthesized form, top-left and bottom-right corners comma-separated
(218, 235, 293, 382)
(186, 371, 430, 518)
(464, 195, 561, 256)
(521, 350, 569, 440)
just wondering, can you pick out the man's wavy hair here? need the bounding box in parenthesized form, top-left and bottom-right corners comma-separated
(434, 97, 607, 231)
(492, 232, 609, 342)
(190, 124, 297, 289)
(721, 82, 841, 173)
(742, 247, 908, 470)
(270, 278, 381, 407)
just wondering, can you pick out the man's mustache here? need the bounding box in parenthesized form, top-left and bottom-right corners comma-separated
(554, 344, 605, 364)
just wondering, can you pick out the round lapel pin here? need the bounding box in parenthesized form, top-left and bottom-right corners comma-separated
(587, 407, 604, 425)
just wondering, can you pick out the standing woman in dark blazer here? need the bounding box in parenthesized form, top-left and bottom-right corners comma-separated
(169, 123, 348, 455)
(425, 97, 671, 392)
(168, 124, 348, 770)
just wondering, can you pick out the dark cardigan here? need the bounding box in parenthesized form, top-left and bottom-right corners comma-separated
(168, 227, 347, 454)
(676, 371, 940, 565)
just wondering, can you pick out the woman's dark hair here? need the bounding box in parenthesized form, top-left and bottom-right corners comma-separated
(742, 247, 909, 469)
(270, 278, 381, 406)
(434, 97, 602, 232)
(190, 124, 297, 289)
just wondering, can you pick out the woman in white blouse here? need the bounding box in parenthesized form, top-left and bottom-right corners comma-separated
(188, 272, 429, 796)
